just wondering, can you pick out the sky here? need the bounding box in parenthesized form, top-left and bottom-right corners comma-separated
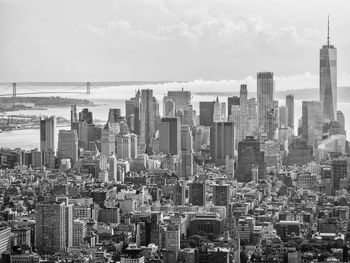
(0, 0, 350, 91)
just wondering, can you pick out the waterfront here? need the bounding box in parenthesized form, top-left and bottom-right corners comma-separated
(1, 84, 350, 150)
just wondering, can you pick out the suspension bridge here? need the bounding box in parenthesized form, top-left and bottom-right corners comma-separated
(0, 82, 92, 97)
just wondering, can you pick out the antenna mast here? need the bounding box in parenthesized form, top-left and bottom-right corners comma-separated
(327, 15, 330, 46)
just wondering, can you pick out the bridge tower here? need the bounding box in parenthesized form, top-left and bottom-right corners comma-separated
(12, 82, 16, 97)
(86, 82, 91, 95)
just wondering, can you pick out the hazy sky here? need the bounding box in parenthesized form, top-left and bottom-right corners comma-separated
(1, 0, 350, 88)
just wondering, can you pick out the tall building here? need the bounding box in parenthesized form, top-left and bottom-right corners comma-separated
(116, 134, 131, 160)
(199, 101, 215, 126)
(130, 133, 138, 159)
(36, 201, 66, 255)
(163, 97, 175, 118)
(159, 117, 181, 156)
(320, 17, 337, 121)
(71, 105, 78, 127)
(247, 98, 258, 137)
(40, 116, 56, 153)
(301, 101, 323, 147)
(58, 130, 79, 163)
(210, 122, 235, 166)
(213, 97, 226, 122)
(279, 106, 287, 128)
(166, 89, 191, 111)
(79, 108, 93, 124)
(229, 105, 241, 150)
(331, 159, 347, 195)
(180, 125, 193, 178)
(189, 179, 206, 206)
(163, 224, 181, 263)
(237, 136, 265, 182)
(140, 89, 155, 154)
(213, 183, 230, 207)
(72, 219, 87, 247)
(240, 84, 248, 140)
(228, 96, 240, 117)
(286, 94, 294, 129)
(101, 124, 116, 157)
(108, 108, 122, 123)
(337, 110, 346, 136)
(125, 90, 141, 135)
(257, 72, 274, 140)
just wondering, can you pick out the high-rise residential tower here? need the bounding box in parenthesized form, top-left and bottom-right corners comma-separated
(257, 72, 274, 140)
(320, 17, 337, 121)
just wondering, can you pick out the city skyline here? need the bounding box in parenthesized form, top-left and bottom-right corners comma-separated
(1, 2, 350, 262)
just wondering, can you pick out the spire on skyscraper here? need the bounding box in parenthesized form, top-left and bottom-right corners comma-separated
(327, 15, 330, 46)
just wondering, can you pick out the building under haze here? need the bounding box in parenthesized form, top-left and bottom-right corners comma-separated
(257, 72, 274, 140)
(302, 101, 323, 147)
(320, 18, 337, 121)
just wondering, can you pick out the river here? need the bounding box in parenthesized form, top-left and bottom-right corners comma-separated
(0, 84, 350, 150)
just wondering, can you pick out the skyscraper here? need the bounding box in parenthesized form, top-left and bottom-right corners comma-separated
(286, 94, 294, 129)
(40, 116, 56, 153)
(301, 101, 323, 147)
(116, 134, 131, 160)
(79, 108, 93, 124)
(320, 17, 337, 121)
(210, 122, 235, 166)
(71, 105, 77, 127)
(180, 125, 194, 178)
(247, 98, 258, 137)
(257, 72, 274, 140)
(159, 117, 181, 156)
(239, 84, 248, 140)
(279, 106, 287, 128)
(163, 97, 175, 118)
(125, 90, 141, 135)
(199, 101, 215, 126)
(228, 96, 240, 118)
(58, 130, 79, 163)
(189, 179, 206, 206)
(237, 136, 265, 182)
(337, 110, 346, 136)
(108, 108, 122, 123)
(140, 89, 155, 153)
(166, 89, 191, 111)
(101, 124, 115, 157)
(229, 105, 240, 150)
(36, 201, 66, 255)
